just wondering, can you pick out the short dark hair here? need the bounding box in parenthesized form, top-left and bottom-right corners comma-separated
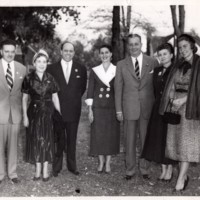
(99, 44, 112, 53)
(127, 34, 142, 42)
(60, 40, 75, 51)
(157, 43, 174, 54)
(178, 33, 197, 53)
(1, 39, 16, 49)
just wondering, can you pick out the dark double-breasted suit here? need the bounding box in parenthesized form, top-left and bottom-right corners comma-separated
(47, 60, 87, 173)
(114, 54, 159, 176)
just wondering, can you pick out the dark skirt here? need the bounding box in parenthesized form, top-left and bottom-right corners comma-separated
(89, 108, 120, 156)
(26, 101, 55, 164)
(141, 99, 175, 164)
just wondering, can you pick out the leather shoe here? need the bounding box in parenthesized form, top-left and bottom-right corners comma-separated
(142, 174, 150, 180)
(69, 170, 80, 176)
(52, 171, 59, 177)
(33, 176, 40, 181)
(42, 177, 50, 182)
(125, 175, 133, 180)
(11, 178, 20, 184)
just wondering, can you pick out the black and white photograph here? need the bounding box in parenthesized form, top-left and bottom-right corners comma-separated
(0, 0, 199, 198)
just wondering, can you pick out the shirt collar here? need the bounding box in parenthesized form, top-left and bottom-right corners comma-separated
(131, 52, 143, 62)
(61, 59, 72, 67)
(2, 58, 14, 67)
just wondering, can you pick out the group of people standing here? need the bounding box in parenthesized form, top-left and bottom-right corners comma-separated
(0, 32, 200, 193)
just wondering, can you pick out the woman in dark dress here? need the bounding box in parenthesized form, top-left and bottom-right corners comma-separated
(22, 49, 61, 181)
(85, 45, 120, 174)
(141, 43, 175, 181)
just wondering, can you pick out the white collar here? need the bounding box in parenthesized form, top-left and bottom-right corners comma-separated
(61, 59, 72, 67)
(92, 63, 116, 87)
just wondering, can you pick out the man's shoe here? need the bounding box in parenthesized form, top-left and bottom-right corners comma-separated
(69, 170, 80, 176)
(142, 174, 150, 180)
(11, 178, 20, 184)
(125, 175, 133, 180)
(52, 171, 59, 177)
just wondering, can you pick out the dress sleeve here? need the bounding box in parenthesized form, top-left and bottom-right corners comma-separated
(85, 69, 95, 106)
(51, 76, 60, 94)
(21, 76, 30, 94)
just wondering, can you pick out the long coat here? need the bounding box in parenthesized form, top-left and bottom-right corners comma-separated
(114, 54, 159, 120)
(47, 60, 87, 122)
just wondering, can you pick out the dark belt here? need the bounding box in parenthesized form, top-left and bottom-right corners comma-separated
(175, 89, 188, 93)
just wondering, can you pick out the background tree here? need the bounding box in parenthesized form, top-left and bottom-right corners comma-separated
(0, 7, 80, 65)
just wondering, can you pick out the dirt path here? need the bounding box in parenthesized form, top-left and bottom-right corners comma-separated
(0, 105, 200, 196)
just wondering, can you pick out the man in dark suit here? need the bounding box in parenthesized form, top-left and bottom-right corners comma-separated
(114, 34, 159, 180)
(47, 41, 87, 176)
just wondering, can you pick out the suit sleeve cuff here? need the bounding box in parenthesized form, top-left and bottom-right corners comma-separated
(85, 98, 93, 106)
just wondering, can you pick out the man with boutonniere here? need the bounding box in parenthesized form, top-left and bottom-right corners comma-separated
(0, 39, 26, 184)
(47, 41, 87, 177)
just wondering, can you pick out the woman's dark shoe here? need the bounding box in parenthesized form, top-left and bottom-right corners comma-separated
(157, 177, 165, 182)
(97, 164, 105, 174)
(183, 176, 189, 191)
(163, 173, 173, 183)
(33, 176, 40, 181)
(173, 176, 189, 192)
(42, 177, 50, 182)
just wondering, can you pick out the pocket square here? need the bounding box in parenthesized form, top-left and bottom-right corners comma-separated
(149, 70, 154, 74)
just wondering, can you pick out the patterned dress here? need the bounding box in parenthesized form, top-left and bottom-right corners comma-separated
(22, 71, 59, 164)
(166, 67, 200, 162)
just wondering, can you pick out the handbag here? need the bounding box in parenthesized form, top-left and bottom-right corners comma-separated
(163, 99, 181, 125)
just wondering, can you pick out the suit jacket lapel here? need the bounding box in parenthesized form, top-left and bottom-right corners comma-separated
(12, 63, 20, 92)
(68, 62, 75, 84)
(141, 55, 149, 79)
(126, 56, 138, 79)
(0, 59, 9, 92)
(58, 61, 68, 86)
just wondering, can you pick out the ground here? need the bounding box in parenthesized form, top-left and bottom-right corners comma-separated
(1, 103, 200, 197)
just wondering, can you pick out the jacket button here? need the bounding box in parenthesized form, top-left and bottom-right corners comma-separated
(100, 88, 104, 92)
(99, 94, 103, 98)
(106, 88, 110, 91)
(106, 94, 110, 98)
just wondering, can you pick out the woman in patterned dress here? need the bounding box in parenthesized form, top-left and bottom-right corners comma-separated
(159, 34, 200, 191)
(22, 49, 61, 181)
(85, 45, 120, 174)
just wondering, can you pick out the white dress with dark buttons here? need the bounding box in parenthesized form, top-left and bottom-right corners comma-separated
(86, 64, 120, 155)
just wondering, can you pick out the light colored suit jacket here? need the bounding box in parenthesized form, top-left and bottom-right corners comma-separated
(114, 54, 159, 120)
(0, 59, 26, 124)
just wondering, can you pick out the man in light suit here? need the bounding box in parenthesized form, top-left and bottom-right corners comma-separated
(114, 34, 159, 180)
(0, 39, 26, 184)
(47, 41, 87, 176)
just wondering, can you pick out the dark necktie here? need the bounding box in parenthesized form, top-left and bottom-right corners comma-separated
(6, 63, 13, 90)
(135, 58, 140, 79)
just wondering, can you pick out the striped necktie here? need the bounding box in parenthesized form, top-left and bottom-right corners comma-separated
(6, 63, 13, 90)
(135, 58, 140, 79)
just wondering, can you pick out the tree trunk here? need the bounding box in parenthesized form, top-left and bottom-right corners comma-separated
(111, 6, 123, 64)
(179, 5, 185, 33)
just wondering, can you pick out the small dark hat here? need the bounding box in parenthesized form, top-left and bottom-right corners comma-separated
(178, 33, 196, 44)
